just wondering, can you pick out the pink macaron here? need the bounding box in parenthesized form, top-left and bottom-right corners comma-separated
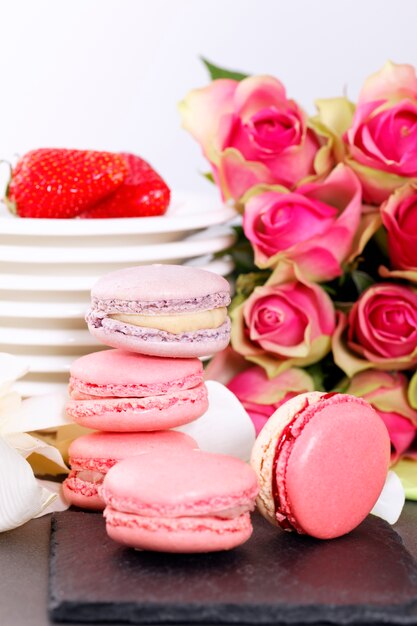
(63, 430, 197, 510)
(251, 392, 390, 540)
(102, 449, 259, 553)
(86, 265, 231, 358)
(66, 349, 208, 431)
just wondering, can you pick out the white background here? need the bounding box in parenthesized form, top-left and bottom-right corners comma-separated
(1, 0, 417, 195)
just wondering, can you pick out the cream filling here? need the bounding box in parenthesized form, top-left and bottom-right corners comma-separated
(109, 308, 228, 335)
(209, 504, 252, 519)
(76, 470, 105, 484)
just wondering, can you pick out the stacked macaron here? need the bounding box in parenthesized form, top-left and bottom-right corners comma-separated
(63, 264, 259, 552)
(86, 264, 232, 357)
(64, 265, 231, 510)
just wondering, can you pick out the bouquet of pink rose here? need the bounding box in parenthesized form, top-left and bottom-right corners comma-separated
(180, 59, 417, 498)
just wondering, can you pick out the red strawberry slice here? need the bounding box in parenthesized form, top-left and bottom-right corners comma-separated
(6, 148, 127, 219)
(78, 153, 170, 218)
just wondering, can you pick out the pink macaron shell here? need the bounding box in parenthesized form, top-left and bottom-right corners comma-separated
(68, 430, 197, 468)
(66, 383, 208, 432)
(101, 449, 259, 518)
(280, 395, 390, 540)
(63, 430, 198, 510)
(102, 449, 258, 552)
(90, 265, 230, 305)
(69, 349, 203, 398)
(87, 322, 230, 358)
(104, 509, 253, 553)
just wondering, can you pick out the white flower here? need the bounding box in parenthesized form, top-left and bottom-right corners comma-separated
(0, 353, 71, 532)
(176, 381, 256, 461)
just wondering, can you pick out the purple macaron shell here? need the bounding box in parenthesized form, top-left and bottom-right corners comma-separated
(87, 316, 231, 358)
(90, 265, 231, 306)
(89, 292, 230, 316)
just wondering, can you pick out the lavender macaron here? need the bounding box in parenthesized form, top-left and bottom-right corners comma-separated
(86, 265, 231, 357)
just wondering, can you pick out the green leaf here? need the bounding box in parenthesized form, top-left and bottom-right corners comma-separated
(305, 363, 325, 392)
(235, 271, 270, 298)
(229, 293, 246, 314)
(374, 225, 389, 257)
(201, 171, 215, 184)
(321, 284, 338, 297)
(216, 225, 258, 274)
(351, 270, 375, 295)
(331, 376, 350, 394)
(200, 57, 248, 82)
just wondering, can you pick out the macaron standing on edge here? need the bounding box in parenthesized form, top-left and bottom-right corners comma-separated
(251, 392, 391, 540)
(63, 430, 197, 510)
(102, 449, 259, 553)
(86, 265, 231, 358)
(66, 349, 208, 431)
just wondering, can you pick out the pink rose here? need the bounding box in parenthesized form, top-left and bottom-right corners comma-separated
(227, 366, 314, 435)
(333, 283, 417, 376)
(231, 278, 336, 377)
(345, 61, 417, 203)
(179, 75, 323, 201)
(380, 184, 417, 283)
(243, 165, 367, 282)
(346, 370, 417, 463)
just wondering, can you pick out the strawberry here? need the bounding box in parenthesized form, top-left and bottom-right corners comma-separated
(6, 148, 127, 219)
(78, 153, 170, 218)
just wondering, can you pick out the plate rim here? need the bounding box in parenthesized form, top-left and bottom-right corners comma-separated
(0, 256, 234, 292)
(0, 191, 237, 236)
(0, 229, 236, 263)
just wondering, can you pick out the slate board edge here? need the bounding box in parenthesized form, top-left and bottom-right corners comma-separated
(48, 514, 417, 625)
(49, 599, 417, 625)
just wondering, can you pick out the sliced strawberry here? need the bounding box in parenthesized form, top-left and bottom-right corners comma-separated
(78, 153, 170, 218)
(6, 148, 127, 219)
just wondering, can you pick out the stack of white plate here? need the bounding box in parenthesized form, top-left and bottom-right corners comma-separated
(0, 192, 237, 396)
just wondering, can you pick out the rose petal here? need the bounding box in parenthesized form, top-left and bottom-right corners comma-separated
(347, 208, 382, 263)
(218, 148, 275, 201)
(359, 61, 417, 104)
(332, 312, 373, 377)
(227, 366, 314, 405)
(178, 79, 237, 160)
(380, 265, 417, 284)
(233, 75, 287, 120)
(204, 347, 249, 385)
(248, 334, 331, 378)
(346, 155, 412, 204)
(392, 459, 417, 501)
(314, 97, 355, 136)
(408, 370, 417, 409)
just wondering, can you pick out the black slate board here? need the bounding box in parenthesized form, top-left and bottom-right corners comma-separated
(49, 509, 417, 625)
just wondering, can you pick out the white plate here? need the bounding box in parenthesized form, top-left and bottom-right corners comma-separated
(0, 256, 234, 293)
(0, 326, 100, 347)
(15, 379, 68, 397)
(0, 191, 237, 237)
(27, 354, 81, 374)
(0, 300, 88, 319)
(0, 228, 235, 263)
